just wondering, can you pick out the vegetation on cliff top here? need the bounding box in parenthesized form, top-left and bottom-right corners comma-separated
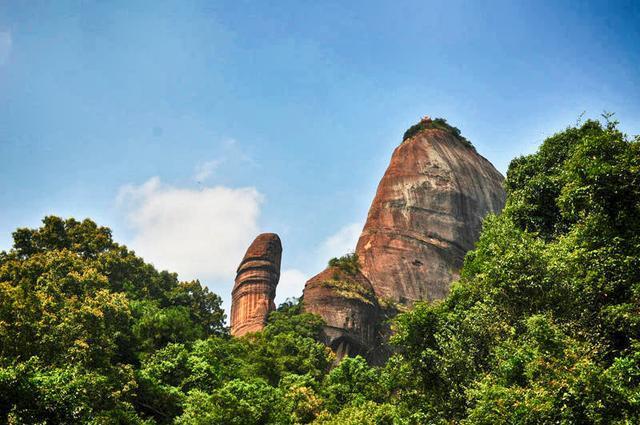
(402, 117, 474, 149)
(1, 116, 639, 423)
(327, 253, 360, 275)
(321, 254, 375, 305)
(318, 279, 376, 306)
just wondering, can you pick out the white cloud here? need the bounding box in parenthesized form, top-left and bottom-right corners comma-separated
(318, 222, 363, 262)
(117, 177, 263, 281)
(275, 269, 309, 306)
(0, 31, 12, 66)
(194, 159, 223, 181)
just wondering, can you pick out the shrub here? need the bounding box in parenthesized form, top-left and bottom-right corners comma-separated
(402, 117, 474, 149)
(327, 253, 360, 275)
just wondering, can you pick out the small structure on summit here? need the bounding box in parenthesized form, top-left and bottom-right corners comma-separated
(230, 233, 282, 337)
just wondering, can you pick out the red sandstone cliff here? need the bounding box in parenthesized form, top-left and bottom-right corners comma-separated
(355, 119, 506, 305)
(301, 118, 506, 360)
(233, 118, 505, 361)
(230, 233, 282, 336)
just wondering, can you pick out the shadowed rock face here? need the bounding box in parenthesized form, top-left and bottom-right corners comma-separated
(355, 125, 506, 305)
(302, 266, 379, 361)
(230, 233, 282, 337)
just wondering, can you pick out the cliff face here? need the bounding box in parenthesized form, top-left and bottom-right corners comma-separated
(230, 233, 282, 337)
(302, 265, 379, 360)
(300, 118, 506, 361)
(233, 118, 506, 361)
(355, 123, 506, 305)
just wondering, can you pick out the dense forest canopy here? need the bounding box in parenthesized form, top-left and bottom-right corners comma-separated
(1, 117, 639, 424)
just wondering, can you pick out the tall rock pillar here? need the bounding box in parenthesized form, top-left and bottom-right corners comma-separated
(230, 233, 282, 336)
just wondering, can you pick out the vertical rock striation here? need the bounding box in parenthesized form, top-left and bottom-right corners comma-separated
(355, 119, 506, 305)
(230, 233, 282, 337)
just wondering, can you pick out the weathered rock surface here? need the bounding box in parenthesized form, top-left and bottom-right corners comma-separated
(302, 266, 379, 360)
(300, 118, 506, 361)
(232, 118, 506, 361)
(230, 233, 282, 337)
(355, 120, 506, 305)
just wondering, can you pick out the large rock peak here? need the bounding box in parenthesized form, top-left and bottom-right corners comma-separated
(355, 119, 506, 305)
(230, 117, 506, 362)
(300, 117, 506, 361)
(230, 233, 282, 336)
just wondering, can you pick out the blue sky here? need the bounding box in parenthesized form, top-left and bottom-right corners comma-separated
(1, 1, 639, 312)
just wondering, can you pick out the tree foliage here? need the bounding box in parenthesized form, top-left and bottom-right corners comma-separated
(0, 217, 227, 422)
(0, 116, 638, 423)
(391, 117, 640, 423)
(327, 253, 360, 275)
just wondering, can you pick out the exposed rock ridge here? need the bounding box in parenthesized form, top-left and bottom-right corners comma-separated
(230, 233, 282, 336)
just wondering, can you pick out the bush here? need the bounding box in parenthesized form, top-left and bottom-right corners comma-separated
(327, 253, 360, 275)
(402, 117, 474, 148)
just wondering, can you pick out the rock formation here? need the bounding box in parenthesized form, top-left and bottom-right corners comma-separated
(230, 117, 506, 361)
(301, 117, 506, 360)
(230, 233, 282, 337)
(355, 118, 506, 305)
(302, 264, 379, 360)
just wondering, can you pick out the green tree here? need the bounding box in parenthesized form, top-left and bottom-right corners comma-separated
(392, 117, 640, 423)
(313, 401, 404, 425)
(321, 356, 383, 413)
(176, 379, 281, 425)
(0, 217, 227, 423)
